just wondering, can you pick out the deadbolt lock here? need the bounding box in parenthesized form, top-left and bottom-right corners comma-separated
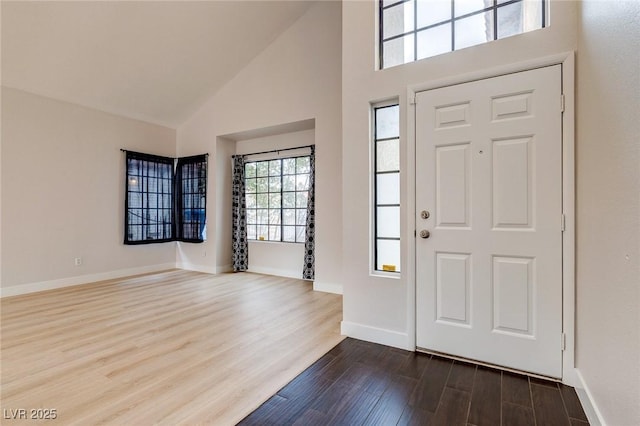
(419, 230, 430, 239)
(421, 210, 430, 219)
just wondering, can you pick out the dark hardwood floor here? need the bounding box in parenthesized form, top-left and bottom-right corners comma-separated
(239, 338, 589, 426)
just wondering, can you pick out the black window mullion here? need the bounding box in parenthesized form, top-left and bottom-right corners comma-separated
(413, 0, 418, 62)
(451, 0, 455, 51)
(379, 0, 385, 69)
(381, 0, 410, 10)
(144, 160, 149, 240)
(376, 136, 400, 143)
(280, 159, 284, 242)
(494, 0, 498, 40)
(155, 161, 159, 239)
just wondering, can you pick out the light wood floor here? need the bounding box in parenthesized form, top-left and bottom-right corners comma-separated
(0, 270, 344, 425)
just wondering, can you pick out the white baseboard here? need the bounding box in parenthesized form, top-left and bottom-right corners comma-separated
(0, 263, 177, 298)
(341, 320, 411, 351)
(176, 261, 217, 275)
(313, 281, 343, 295)
(216, 264, 233, 273)
(247, 265, 301, 280)
(574, 368, 606, 426)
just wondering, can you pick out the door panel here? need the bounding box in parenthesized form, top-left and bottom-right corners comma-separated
(436, 252, 471, 325)
(436, 143, 470, 227)
(492, 137, 533, 228)
(492, 255, 534, 335)
(415, 65, 563, 378)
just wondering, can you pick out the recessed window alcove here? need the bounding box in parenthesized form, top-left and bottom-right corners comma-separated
(217, 119, 316, 279)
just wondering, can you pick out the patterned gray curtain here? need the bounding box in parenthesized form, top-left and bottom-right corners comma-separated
(232, 155, 248, 272)
(303, 146, 315, 280)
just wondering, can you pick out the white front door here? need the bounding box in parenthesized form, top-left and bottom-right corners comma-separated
(415, 65, 563, 378)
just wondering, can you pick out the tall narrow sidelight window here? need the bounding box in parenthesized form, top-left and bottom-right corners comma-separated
(374, 104, 401, 272)
(380, 0, 547, 69)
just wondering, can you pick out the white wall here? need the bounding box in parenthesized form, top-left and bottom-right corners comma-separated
(214, 137, 235, 273)
(341, 0, 578, 347)
(575, 1, 640, 424)
(1, 87, 177, 293)
(177, 2, 343, 293)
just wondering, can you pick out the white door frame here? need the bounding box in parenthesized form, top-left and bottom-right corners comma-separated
(405, 52, 576, 385)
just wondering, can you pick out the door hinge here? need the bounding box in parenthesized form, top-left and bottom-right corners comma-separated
(561, 214, 566, 232)
(561, 333, 566, 351)
(410, 94, 417, 105)
(560, 94, 565, 113)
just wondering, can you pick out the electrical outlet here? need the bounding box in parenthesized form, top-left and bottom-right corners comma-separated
(74, 257, 82, 266)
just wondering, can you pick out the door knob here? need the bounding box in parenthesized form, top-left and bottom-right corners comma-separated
(419, 230, 430, 239)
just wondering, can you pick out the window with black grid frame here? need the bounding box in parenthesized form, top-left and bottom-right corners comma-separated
(124, 151, 207, 244)
(374, 104, 401, 272)
(125, 154, 174, 243)
(244, 156, 311, 243)
(176, 155, 208, 242)
(380, 0, 547, 69)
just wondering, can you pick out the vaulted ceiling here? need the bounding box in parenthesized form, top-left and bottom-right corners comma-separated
(1, 1, 315, 128)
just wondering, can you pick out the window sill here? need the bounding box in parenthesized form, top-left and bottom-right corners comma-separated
(371, 270, 402, 280)
(248, 240, 304, 246)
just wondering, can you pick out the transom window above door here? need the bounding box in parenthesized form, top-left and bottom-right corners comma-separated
(379, 0, 547, 69)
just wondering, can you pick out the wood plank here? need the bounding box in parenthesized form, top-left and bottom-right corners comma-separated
(326, 388, 380, 425)
(326, 338, 358, 358)
(446, 360, 476, 392)
(0, 270, 344, 425)
(276, 349, 337, 401)
(397, 405, 434, 426)
(376, 347, 412, 373)
(530, 376, 560, 389)
(352, 339, 388, 366)
(502, 401, 535, 426)
(432, 387, 471, 426)
(397, 352, 431, 379)
(309, 380, 353, 414)
(338, 362, 391, 397)
(278, 372, 334, 401)
(531, 383, 571, 426)
(411, 355, 453, 412)
(364, 375, 418, 426)
(291, 409, 329, 426)
(311, 355, 352, 382)
(502, 371, 532, 407)
(238, 394, 289, 425)
(468, 366, 502, 426)
(560, 384, 589, 421)
(569, 419, 590, 426)
(270, 377, 335, 424)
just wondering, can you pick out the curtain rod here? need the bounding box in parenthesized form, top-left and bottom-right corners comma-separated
(239, 144, 314, 158)
(120, 149, 208, 157)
